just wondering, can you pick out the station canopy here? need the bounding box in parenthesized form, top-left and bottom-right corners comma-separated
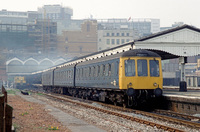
(134, 24, 200, 60)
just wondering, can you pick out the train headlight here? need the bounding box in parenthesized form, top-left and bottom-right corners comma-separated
(153, 83, 157, 87)
(129, 82, 132, 86)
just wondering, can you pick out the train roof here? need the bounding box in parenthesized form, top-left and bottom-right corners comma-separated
(122, 49, 160, 57)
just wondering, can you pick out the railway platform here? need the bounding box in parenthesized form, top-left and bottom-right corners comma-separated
(161, 86, 200, 115)
(15, 90, 106, 132)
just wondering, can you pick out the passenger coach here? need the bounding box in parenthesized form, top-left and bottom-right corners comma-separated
(42, 49, 163, 107)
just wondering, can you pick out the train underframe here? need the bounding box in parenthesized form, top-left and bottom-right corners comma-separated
(43, 86, 162, 107)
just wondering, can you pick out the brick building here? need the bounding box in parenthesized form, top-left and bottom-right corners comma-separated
(57, 20, 98, 59)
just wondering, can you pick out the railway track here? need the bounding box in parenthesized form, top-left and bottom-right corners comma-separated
(92, 99, 200, 129)
(35, 91, 195, 132)
(153, 109, 200, 122)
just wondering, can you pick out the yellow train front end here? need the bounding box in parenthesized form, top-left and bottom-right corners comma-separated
(119, 50, 163, 102)
(14, 76, 26, 89)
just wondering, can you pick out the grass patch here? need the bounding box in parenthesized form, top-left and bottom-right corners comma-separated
(15, 89, 21, 92)
(20, 111, 29, 116)
(13, 123, 20, 130)
(37, 93, 44, 96)
(6, 90, 16, 95)
(48, 126, 59, 130)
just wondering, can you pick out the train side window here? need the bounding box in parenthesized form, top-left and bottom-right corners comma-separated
(65, 71, 67, 80)
(105, 64, 109, 76)
(111, 63, 115, 76)
(107, 64, 111, 76)
(69, 70, 71, 78)
(85, 67, 88, 77)
(89, 67, 91, 77)
(137, 59, 148, 76)
(81, 68, 83, 77)
(103, 64, 105, 76)
(70, 70, 72, 78)
(84, 68, 86, 77)
(91, 67, 94, 77)
(100, 64, 104, 76)
(150, 60, 160, 77)
(87, 67, 89, 77)
(116, 61, 119, 75)
(78, 69, 80, 78)
(82, 68, 85, 78)
(96, 65, 100, 77)
(76, 69, 79, 79)
(93, 66, 96, 77)
(79, 68, 82, 78)
(125, 60, 135, 76)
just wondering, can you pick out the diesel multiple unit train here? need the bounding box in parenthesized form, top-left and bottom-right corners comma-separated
(42, 49, 163, 107)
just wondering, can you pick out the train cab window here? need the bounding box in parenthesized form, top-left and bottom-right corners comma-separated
(137, 60, 148, 76)
(125, 60, 135, 76)
(150, 60, 160, 77)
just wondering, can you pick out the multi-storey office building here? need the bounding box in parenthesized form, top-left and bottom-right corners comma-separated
(97, 18, 160, 37)
(98, 28, 139, 51)
(0, 9, 41, 24)
(38, 5, 73, 34)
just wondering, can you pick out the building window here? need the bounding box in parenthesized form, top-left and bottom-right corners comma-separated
(112, 33, 115, 36)
(121, 39, 125, 44)
(121, 33, 124, 36)
(112, 39, 115, 44)
(65, 37, 68, 43)
(79, 46, 82, 53)
(65, 46, 68, 53)
(87, 24, 90, 32)
(106, 39, 110, 44)
(116, 33, 120, 36)
(126, 33, 129, 36)
(99, 39, 101, 42)
(126, 39, 130, 42)
(117, 39, 120, 45)
(106, 33, 110, 36)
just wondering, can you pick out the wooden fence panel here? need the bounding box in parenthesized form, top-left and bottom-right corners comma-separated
(0, 86, 13, 132)
(5, 105, 13, 132)
(0, 95, 5, 132)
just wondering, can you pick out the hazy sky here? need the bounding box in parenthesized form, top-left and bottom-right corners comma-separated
(1, 0, 199, 27)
